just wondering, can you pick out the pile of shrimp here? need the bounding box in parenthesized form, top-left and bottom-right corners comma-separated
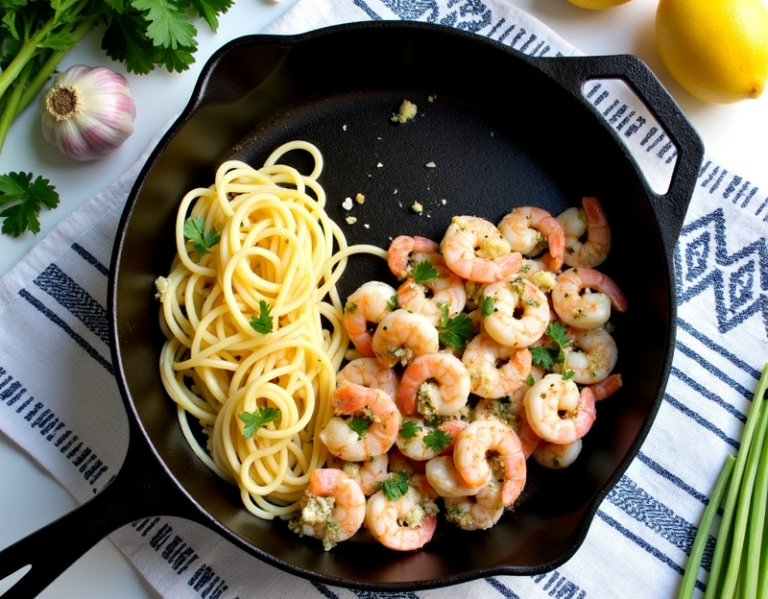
(288, 196, 627, 551)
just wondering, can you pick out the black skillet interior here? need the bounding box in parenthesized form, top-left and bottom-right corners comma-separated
(111, 21, 702, 590)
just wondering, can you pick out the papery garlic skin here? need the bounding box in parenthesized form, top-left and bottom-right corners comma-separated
(40, 65, 136, 161)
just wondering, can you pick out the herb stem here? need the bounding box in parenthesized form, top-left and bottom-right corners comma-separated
(0, 63, 33, 156)
(677, 454, 735, 599)
(705, 363, 768, 599)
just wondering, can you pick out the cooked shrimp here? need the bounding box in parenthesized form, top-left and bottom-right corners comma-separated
(533, 439, 583, 470)
(289, 468, 366, 550)
(453, 419, 527, 506)
(329, 453, 389, 496)
(336, 357, 399, 403)
(482, 279, 550, 348)
(365, 485, 439, 551)
(521, 259, 558, 292)
(557, 196, 611, 268)
(524, 373, 596, 444)
(397, 418, 467, 461)
(562, 325, 618, 384)
(399, 352, 470, 417)
(551, 267, 627, 329)
(590, 372, 623, 401)
(371, 309, 440, 368)
(498, 206, 565, 272)
(387, 235, 440, 279)
(440, 215, 523, 283)
(424, 455, 483, 498)
(461, 332, 532, 399)
(320, 384, 402, 462)
(344, 281, 397, 357)
(397, 255, 467, 326)
(444, 473, 505, 531)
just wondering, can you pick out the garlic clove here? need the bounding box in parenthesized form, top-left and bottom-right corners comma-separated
(40, 65, 137, 162)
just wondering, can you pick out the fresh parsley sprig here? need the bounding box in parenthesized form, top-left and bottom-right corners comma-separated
(0, 172, 59, 237)
(530, 322, 575, 379)
(348, 416, 371, 439)
(0, 0, 234, 236)
(379, 470, 410, 501)
(423, 427, 453, 454)
(411, 260, 439, 285)
(437, 303, 476, 350)
(249, 299, 274, 335)
(183, 216, 221, 260)
(238, 406, 281, 439)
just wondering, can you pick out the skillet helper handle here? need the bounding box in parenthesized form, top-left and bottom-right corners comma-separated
(538, 54, 704, 257)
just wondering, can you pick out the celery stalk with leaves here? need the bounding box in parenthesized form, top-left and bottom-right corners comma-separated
(0, 0, 233, 237)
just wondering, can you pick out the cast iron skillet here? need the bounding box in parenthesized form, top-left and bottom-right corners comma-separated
(0, 21, 704, 597)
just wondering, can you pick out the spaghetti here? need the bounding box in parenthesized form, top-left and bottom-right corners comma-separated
(156, 140, 386, 520)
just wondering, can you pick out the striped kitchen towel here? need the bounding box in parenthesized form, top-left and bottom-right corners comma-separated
(0, 0, 766, 597)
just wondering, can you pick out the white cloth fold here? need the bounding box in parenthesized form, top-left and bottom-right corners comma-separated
(2, 0, 767, 598)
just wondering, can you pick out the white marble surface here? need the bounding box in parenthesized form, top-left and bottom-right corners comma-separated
(1, 0, 767, 597)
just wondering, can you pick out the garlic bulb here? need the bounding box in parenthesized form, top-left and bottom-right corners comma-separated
(40, 65, 136, 161)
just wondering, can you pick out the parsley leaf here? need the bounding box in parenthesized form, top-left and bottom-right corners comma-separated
(132, 0, 197, 50)
(481, 295, 497, 318)
(437, 305, 475, 350)
(379, 470, 410, 501)
(530, 322, 575, 380)
(249, 299, 273, 335)
(238, 406, 281, 439)
(387, 294, 399, 312)
(411, 260, 439, 285)
(0, 172, 59, 236)
(183, 216, 221, 260)
(423, 428, 452, 453)
(399, 420, 422, 439)
(348, 416, 371, 439)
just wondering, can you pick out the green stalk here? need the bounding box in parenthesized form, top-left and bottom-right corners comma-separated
(721, 365, 768, 597)
(740, 365, 768, 597)
(678, 454, 735, 599)
(705, 366, 768, 599)
(0, 63, 33, 154)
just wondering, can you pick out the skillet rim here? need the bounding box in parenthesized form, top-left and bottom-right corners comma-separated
(108, 19, 703, 590)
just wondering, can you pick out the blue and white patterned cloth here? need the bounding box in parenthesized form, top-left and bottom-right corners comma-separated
(1, 0, 767, 597)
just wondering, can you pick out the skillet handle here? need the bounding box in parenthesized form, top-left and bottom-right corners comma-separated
(534, 54, 704, 257)
(0, 438, 191, 598)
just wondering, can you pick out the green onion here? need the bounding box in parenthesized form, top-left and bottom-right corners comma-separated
(680, 362, 768, 599)
(677, 454, 735, 599)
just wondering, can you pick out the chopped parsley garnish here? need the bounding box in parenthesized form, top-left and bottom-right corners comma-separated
(423, 428, 453, 453)
(345, 301, 357, 313)
(399, 420, 423, 439)
(481, 295, 497, 318)
(249, 300, 274, 335)
(379, 470, 409, 501)
(387, 295, 399, 311)
(411, 260, 439, 285)
(530, 322, 575, 379)
(238, 406, 281, 439)
(183, 216, 221, 260)
(348, 416, 371, 439)
(0, 172, 59, 237)
(437, 304, 475, 350)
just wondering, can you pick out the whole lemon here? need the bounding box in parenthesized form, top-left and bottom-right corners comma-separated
(656, 0, 768, 103)
(566, 0, 633, 8)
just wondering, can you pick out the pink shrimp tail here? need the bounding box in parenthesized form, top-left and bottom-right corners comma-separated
(332, 383, 393, 417)
(438, 419, 468, 455)
(577, 267, 628, 313)
(309, 468, 344, 495)
(501, 452, 527, 506)
(576, 386, 597, 438)
(540, 215, 565, 272)
(390, 514, 438, 551)
(592, 373, 623, 401)
(582, 196, 607, 226)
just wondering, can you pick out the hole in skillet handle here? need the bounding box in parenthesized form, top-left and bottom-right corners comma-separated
(531, 54, 705, 260)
